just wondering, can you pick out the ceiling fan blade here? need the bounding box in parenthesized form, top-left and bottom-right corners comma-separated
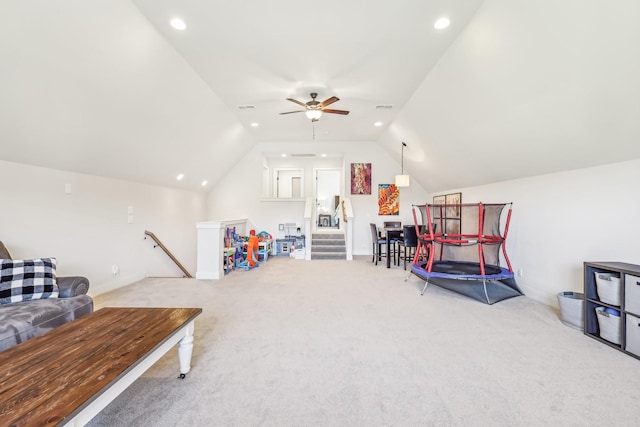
(319, 96, 339, 108)
(286, 98, 308, 108)
(321, 108, 349, 115)
(279, 110, 305, 115)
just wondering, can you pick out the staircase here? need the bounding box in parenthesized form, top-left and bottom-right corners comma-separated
(310, 232, 346, 260)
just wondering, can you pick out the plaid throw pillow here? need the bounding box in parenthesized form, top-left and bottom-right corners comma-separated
(0, 258, 59, 304)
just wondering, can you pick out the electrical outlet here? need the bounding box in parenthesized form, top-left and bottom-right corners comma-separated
(111, 265, 119, 276)
(517, 268, 523, 278)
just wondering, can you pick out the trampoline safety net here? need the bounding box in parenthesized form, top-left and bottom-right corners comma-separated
(409, 202, 523, 304)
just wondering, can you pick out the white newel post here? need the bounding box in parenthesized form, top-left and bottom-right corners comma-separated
(304, 197, 313, 260)
(343, 198, 354, 261)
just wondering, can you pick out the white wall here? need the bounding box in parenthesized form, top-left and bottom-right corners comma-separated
(0, 160, 206, 296)
(380, 0, 640, 193)
(0, 0, 257, 192)
(447, 158, 640, 307)
(207, 141, 429, 251)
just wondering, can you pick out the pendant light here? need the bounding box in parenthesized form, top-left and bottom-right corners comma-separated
(395, 142, 410, 187)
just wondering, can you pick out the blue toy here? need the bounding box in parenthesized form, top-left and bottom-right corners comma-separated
(604, 307, 620, 316)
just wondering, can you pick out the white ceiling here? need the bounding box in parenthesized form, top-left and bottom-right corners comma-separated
(1, 0, 639, 193)
(132, 0, 483, 142)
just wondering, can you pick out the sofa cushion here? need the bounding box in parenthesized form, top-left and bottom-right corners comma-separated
(0, 258, 59, 305)
(0, 295, 93, 352)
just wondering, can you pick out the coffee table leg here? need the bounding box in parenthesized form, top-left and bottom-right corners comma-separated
(178, 321, 195, 379)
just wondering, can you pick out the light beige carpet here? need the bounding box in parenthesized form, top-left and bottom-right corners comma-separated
(87, 256, 640, 426)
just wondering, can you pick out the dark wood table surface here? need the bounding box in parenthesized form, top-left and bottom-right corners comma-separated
(0, 306, 202, 426)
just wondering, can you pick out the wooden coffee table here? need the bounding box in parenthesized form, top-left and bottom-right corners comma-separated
(0, 306, 202, 426)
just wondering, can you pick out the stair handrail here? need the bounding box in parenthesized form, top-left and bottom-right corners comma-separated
(341, 200, 348, 223)
(144, 230, 193, 278)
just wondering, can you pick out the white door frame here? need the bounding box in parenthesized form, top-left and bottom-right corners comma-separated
(313, 168, 342, 232)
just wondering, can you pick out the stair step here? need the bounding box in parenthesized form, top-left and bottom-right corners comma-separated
(311, 245, 345, 253)
(312, 239, 345, 246)
(312, 233, 344, 240)
(310, 232, 345, 260)
(311, 252, 347, 260)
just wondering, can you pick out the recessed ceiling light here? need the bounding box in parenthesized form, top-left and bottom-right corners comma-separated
(201, 180, 208, 187)
(281, 154, 287, 158)
(176, 173, 184, 181)
(374, 121, 383, 127)
(434, 17, 450, 30)
(250, 122, 259, 127)
(321, 154, 327, 157)
(170, 18, 187, 31)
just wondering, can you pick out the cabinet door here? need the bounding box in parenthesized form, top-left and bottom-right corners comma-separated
(625, 274, 640, 315)
(625, 314, 640, 357)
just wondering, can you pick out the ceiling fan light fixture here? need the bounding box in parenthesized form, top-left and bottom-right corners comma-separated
(305, 109, 322, 121)
(281, 93, 348, 122)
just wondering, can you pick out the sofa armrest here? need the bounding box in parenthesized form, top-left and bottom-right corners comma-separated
(57, 276, 90, 298)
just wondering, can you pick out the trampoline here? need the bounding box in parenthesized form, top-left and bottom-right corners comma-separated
(407, 202, 523, 304)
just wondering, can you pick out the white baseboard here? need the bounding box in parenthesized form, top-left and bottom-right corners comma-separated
(520, 285, 558, 308)
(195, 271, 220, 280)
(89, 274, 146, 297)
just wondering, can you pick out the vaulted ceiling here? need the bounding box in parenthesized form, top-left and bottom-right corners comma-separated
(1, 1, 639, 192)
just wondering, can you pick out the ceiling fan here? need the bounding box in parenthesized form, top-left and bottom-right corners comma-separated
(280, 92, 350, 122)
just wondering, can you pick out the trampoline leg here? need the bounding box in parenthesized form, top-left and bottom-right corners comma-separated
(420, 278, 430, 295)
(482, 279, 491, 305)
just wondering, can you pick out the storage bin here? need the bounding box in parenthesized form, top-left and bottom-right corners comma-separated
(595, 306, 622, 345)
(557, 292, 584, 330)
(595, 272, 622, 306)
(624, 274, 640, 316)
(292, 248, 305, 260)
(626, 313, 640, 357)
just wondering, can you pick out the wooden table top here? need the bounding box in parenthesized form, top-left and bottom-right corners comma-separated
(0, 306, 202, 426)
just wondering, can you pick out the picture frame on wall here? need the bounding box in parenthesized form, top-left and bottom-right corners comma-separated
(432, 192, 462, 234)
(350, 163, 371, 195)
(445, 218, 461, 236)
(378, 184, 399, 215)
(432, 194, 446, 223)
(433, 195, 445, 205)
(445, 192, 462, 219)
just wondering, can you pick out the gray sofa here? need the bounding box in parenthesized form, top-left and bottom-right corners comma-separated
(0, 241, 93, 352)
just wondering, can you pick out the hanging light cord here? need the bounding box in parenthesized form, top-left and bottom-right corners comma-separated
(401, 141, 406, 174)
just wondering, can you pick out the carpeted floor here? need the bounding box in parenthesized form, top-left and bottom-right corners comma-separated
(87, 256, 640, 426)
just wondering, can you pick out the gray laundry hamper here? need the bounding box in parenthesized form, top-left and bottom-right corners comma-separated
(557, 291, 584, 330)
